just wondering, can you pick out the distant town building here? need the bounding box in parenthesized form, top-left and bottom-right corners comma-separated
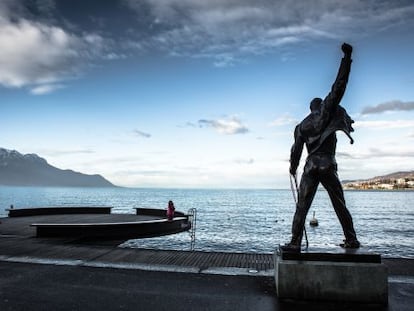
(343, 173, 414, 190)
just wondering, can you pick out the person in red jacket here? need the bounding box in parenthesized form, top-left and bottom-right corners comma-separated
(167, 200, 175, 221)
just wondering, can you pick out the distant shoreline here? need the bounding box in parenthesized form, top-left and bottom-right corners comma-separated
(344, 189, 414, 191)
(0, 184, 414, 192)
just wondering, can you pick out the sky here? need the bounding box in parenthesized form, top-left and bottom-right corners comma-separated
(1, 0, 414, 189)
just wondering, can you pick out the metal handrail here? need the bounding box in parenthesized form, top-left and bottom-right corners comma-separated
(187, 208, 197, 251)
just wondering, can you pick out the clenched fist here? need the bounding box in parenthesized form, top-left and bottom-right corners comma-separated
(341, 43, 353, 56)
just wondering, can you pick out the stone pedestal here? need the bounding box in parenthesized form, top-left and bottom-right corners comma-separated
(274, 247, 388, 304)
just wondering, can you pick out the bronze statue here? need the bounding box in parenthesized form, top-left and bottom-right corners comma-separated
(282, 43, 360, 252)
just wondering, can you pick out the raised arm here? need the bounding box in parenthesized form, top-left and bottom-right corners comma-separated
(322, 43, 353, 112)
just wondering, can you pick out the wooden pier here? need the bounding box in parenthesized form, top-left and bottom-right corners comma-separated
(1, 207, 409, 276)
(0, 208, 274, 274)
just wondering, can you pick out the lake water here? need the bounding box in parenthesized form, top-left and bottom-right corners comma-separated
(0, 186, 413, 258)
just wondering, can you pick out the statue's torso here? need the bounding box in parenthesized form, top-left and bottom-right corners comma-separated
(300, 112, 337, 155)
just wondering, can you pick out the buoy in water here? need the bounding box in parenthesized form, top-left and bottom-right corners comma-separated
(310, 211, 318, 227)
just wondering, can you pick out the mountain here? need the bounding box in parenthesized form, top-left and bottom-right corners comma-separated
(343, 171, 414, 184)
(369, 171, 414, 180)
(0, 148, 116, 187)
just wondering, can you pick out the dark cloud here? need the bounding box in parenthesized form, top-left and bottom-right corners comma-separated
(2, 0, 414, 93)
(0, 1, 123, 93)
(362, 100, 414, 114)
(182, 122, 197, 128)
(133, 129, 151, 138)
(124, 0, 414, 65)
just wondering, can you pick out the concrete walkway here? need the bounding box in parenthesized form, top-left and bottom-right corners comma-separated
(0, 260, 413, 311)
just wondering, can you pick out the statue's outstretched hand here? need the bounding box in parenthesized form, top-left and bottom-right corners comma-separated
(342, 43, 352, 56)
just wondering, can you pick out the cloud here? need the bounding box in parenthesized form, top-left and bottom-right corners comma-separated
(269, 114, 297, 127)
(179, 122, 197, 128)
(30, 84, 64, 95)
(125, 0, 331, 63)
(368, 148, 414, 158)
(234, 158, 254, 165)
(3, 1, 413, 93)
(124, 0, 414, 63)
(198, 116, 249, 135)
(0, 17, 80, 88)
(39, 149, 95, 157)
(213, 54, 236, 68)
(336, 152, 357, 159)
(354, 120, 414, 129)
(0, 2, 113, 93)
(133, 129, 152, 138)
(361, 100, 414, 114)
(337, 148, 414, 160)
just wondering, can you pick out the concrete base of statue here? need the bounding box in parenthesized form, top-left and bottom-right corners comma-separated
(274, 246, 388, 304)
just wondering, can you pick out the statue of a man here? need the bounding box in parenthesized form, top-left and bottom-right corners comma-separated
(282, 43, 360, 252)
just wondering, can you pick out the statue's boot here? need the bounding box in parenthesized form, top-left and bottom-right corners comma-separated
(280, 243, 301, 253)
(339, 239, 360, 249)
(280, 235, 302, 253)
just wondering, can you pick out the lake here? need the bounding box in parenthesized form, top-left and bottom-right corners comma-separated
(0, 186, 413, 258)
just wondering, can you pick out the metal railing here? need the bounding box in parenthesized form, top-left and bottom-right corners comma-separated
(187, 208, 197, 251)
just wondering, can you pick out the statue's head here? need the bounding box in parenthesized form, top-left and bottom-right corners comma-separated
(310, 97, 322, 112)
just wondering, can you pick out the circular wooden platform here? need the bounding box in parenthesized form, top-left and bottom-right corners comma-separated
(1, 207, 191, 240)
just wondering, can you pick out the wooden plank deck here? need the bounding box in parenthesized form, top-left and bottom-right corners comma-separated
(0, 215, 274, 273)
(0, 215, 413, 276)
(0, 236, 274, 272)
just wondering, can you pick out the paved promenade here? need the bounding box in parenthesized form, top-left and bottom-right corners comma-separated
(0, 258, 413, 311)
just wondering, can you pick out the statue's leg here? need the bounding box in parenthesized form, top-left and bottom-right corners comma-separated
(320, 170, 358, 243)
(290, 172, 319, 246)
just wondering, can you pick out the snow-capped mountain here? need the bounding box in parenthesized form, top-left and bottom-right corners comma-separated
(0, 148, 47, 164)
(0, 148, 115, 187)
